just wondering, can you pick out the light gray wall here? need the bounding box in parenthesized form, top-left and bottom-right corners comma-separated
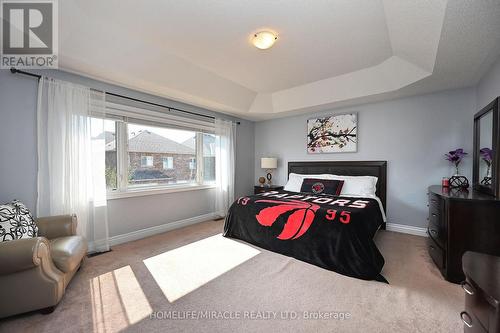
(476, 55, 500, 110)
(107, 189, 216, 236)
(0, 69, 255, 237)
(254, 88, 476, 228)
(234, 119, 255, 198)
(0, 71, 38, 211)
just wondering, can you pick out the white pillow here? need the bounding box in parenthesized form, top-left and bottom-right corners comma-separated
(283, 173, 305, 192)
(330, 175, 378, 196)
(284, 173, 377, 196)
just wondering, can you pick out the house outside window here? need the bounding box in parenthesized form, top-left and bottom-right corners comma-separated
(93, 102, 217, 194)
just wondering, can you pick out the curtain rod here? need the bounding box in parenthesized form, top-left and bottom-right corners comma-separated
(10, 67, 240, 125)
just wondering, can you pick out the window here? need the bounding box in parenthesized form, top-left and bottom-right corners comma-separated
(203, 133, 216, 183)
(141, 156, 154, 167)
(92, 119, 118, 190)
(163, 157, 173, 169)
(95, 103, 217, 194)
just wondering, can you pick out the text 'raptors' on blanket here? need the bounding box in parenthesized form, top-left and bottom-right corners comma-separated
(235, 191, 371, 240)
(255, 190, 370, 208)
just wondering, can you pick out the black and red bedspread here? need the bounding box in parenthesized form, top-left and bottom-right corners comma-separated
(223, 190, 387, 282)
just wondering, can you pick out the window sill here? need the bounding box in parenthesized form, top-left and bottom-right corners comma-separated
(107, 184, 216, 200)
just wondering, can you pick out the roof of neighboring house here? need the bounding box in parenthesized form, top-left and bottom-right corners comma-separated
(105, 130, 195, 154)
(94, 131, 116, 144)
(181, 134, 216, 156)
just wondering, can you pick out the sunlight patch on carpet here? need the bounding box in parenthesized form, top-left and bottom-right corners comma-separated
(90, 265, 152, 332)
(143, 233, 260, 302)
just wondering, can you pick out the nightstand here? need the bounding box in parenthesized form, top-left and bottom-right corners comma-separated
(254, 185, 284, 194)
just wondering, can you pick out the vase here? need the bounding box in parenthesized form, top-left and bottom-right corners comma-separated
(481, 164, 492, 186)
(453, 165, 460, 177)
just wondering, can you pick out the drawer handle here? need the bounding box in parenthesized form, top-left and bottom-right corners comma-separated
(460, 311, 473, 328)
(431, 213, 437, 217)
(429, 245, 435, 250)
(430, 229, 437, 235)
(431, 199, 437, 203)
(461, 281, 475, 296)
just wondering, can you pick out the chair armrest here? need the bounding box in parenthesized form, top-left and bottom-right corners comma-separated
(0, 237, 50, 275)
(37, 214, 77, 240)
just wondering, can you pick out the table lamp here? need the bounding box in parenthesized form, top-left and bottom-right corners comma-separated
(261, 157, 278, 186)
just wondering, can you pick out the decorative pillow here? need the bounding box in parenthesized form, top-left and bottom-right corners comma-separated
(300, 178, 344, 195)
(284, 173, 336, 192)
(0, 200, 38, 242)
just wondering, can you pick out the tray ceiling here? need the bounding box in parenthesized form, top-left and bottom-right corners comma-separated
(59, 0, 500, 120)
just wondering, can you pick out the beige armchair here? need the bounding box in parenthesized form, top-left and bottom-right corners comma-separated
(0, 215, 87, 318)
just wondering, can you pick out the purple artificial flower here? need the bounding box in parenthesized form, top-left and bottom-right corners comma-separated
(480, 147, 493, 165)
(444, 148, 467, 167)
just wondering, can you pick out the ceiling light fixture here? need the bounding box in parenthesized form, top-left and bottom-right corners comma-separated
(252, 31, 278, 50)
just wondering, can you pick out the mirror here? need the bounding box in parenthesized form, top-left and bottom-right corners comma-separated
(478, 111, 493, 188)
(473, 97, 499, 197)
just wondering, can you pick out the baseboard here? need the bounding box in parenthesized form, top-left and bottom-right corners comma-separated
(385, 223, 428, 237)
(88, 213, 217, 251)
(109, 212, 218, 246)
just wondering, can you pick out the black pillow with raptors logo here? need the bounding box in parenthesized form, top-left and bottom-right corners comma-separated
(300, 178, 344, 195)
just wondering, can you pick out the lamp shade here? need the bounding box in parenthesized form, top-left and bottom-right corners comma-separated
(261, 157, 277, 169)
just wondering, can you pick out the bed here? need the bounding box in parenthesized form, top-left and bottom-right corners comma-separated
(223, 161, 388, 282)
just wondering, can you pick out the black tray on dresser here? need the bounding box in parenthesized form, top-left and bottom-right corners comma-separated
(427, 185, 500, 283)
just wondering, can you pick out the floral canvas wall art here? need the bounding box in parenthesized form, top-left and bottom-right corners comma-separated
(307, 113, 357, 153)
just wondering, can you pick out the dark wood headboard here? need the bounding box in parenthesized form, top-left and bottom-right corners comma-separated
(288, 161, 387, 212)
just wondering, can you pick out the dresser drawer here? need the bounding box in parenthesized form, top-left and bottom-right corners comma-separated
(427, 235, 445, 270)
(428, 192, 444, 221)
(463, 280, 493, 331)
(428, 218, 446, 247)
(461, 311, 488, 333)
(428, 193, 446, 246)
(428, 192, 441, 208)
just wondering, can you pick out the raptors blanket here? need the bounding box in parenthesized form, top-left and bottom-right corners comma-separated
(223, 190, 387, 282)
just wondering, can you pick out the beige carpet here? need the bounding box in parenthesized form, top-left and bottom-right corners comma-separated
(0, 220, 463, 333)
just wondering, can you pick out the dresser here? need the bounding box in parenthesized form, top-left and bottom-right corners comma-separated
(461, 251, 500, 333)
(427, 185, 500, 283)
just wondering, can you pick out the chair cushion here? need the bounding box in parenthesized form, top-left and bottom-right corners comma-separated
(0, 200, 38, 242)
(50, 236, 87, 273)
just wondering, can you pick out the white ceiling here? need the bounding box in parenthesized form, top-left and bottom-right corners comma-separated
(59, 0, 500, 120)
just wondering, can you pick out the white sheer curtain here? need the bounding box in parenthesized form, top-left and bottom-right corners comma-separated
(37, 77, 109, 252)
(214, 118, 236, 217)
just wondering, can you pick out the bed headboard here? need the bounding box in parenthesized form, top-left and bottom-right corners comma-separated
(287, 161, 387, 212)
